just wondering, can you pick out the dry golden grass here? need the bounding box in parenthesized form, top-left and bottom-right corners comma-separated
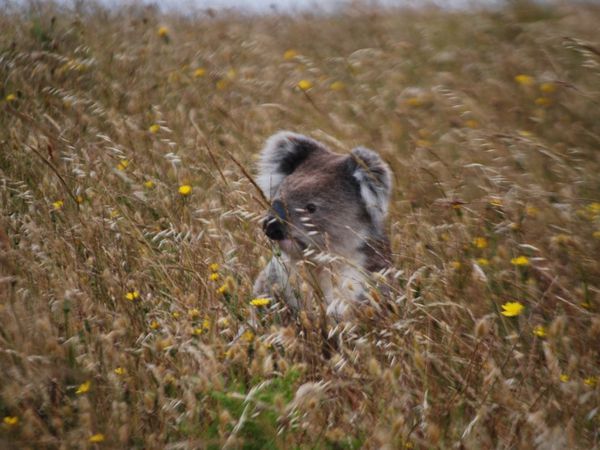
(1, 1, 599, 448)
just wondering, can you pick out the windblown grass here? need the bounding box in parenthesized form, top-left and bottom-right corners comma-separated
(1, 1, 599, 448)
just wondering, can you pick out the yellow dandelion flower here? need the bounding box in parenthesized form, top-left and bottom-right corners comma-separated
(283, 49, 298, 60)
(109, 209, 119, 219)
(52, 200, 64, 210)
(192, 327, 203, 336)
(500, 301, 524, 317)
(539, 82, 556, 93)
(297, 79, 313, 91)
(5, 94, 17, 102)
(476, 258, 490, 266)
(178, 184, 192, 196)
(209, 263, 219, 272)
(149, 124, 160, 134)
(202, 318, 211, 330)
(172, 311, 181, 319)
(514, 74, 535, 86)
(144, 180, 155, 189)
(535, 97, 552, 107)
(587, 202, 600, 216)
(89, 433, 105, 443)
(125, 290, 140, 301)
(188, 308, 200, 319)
(157, 26, 169, 37)
(250, 297, 271, 307)
(216, 283, 228, 295)
(149, 320, 160, 330)
(194, 68, 206, 78)
(215, 79, 229, 90)
(450, 261, 462, 270)
(209, 272, 219, 281)
(511, 256, 530, 266)
(532, 325, 546, 338)
(330, 80, 345, 91)
(116, 159, 129, 171)
(76, 380, 91, 395)
(241, 329, 255, 342)
(584, 376, 598, 387)
(114, 367, 126, 376)
(3, 416, 19, 426)
(473, 237, 488, 249)
(465, 119, 479, 129)
(559, 374, 570, 382)
(405, 97, 424, 107)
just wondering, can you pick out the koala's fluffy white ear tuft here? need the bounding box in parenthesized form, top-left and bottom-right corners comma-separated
(350, 147, 392, 226)
(257, 131, 322, 199)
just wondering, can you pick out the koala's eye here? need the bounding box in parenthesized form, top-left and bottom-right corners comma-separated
(305, 203, 317, 213)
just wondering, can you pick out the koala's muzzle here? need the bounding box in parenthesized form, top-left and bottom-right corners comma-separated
(263, 199, 287, 241)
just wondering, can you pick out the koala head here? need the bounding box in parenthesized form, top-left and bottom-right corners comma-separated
(256, 131, 392, 264)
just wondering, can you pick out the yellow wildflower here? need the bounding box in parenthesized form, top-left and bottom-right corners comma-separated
(216, 79, 229, 90)
(149, 320, 160, 330)
(511, 256, 530, 266)
(241, 329, 255, 342)
(330, 80, 345, 91)
(583, 376, 598, 387)
(52, 200, 64, 210)
(450, 261, 462, 270)
(125, 290, 140, 301)
(500, 301, 524, 317)
(149, 124, 160, 134)
(114, 367, 126, 376)
(194, 68, 206, 78)
(476, 258, 490, 266)
(209, 263, 219, 272)
(593, 231, 600, 240)
(587, 202, 600, 216)
(250, 297, 271, 307)
(405, 97, 423, 107)
(209, 272, 219, 281)
(144, 180, 155, 189)
(465, 119, 479, 129)
(116, 159, 129, 171)
(473, 237, 488, 249)
(76, 380, 91, 395)
(157, 26, 169, 37)
(283, 49, 298, 60)
(525, 205, 539, 217)
(192, 327, 203, 336)
(216, 283, 228, 295)
(559, 374, 569, 383)
(178, 184, 192, 196)
(539, 82, 556, 93)
(5, 94, 17, 102)
(89, 433, 105, 443)
(172, 311, 181, 319)
(226, 68, 236, 80)
(188, 308, 200, 319)
(297, 79, 313, 91)
(218, 317, 230, 328)
(514, 74, 535, 86)
(75, 195, 84, 204)
(532, 325, 546, 338)
(535, 97, 552, 107)
(3, 416, 18, 426)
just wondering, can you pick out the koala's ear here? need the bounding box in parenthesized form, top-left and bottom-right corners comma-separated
(257, 131, 323, 199)
(349, 147, 392, 226)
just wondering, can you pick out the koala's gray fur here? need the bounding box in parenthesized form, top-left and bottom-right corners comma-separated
(253, 131, 392, 319)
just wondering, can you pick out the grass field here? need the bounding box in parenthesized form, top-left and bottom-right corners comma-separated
(1, 1, 599, 448)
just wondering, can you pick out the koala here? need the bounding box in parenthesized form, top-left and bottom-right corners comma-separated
(253, 131, 393, 319)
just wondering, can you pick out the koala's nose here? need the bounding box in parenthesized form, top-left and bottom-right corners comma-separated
(263, 199, 287, 241)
